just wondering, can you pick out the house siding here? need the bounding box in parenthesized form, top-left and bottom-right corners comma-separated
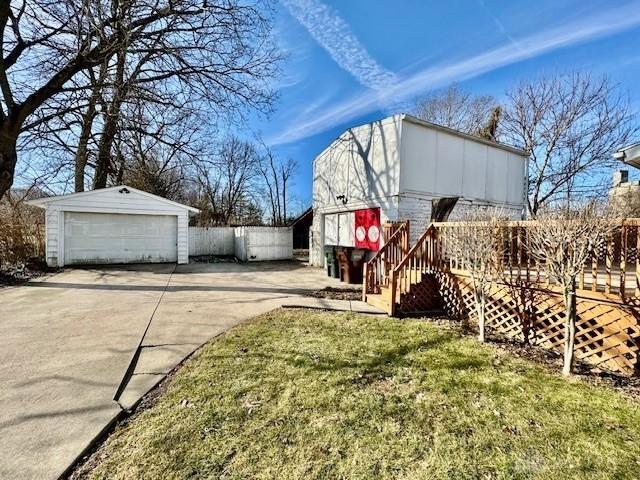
(310, 114, 528, 266)
(400, 118, 527, 209)
(397, 194, 522, 245)
(310, 115, 403, 266)
(45, 207, 61, 266)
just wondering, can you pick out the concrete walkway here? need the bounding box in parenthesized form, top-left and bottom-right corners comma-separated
(0, 261, 369, 479)
(281, 297, 385, 314)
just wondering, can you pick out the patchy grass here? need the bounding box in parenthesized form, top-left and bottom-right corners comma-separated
(77, 310, 640, 479)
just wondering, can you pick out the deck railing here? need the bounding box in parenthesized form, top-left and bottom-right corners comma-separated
(362, 221, 410, 299)
(388, 224, 438, 315)
(434, 219, 640, 301)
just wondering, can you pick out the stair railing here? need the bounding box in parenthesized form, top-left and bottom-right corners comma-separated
(389, 224, 439, 315)
(362, 221, 410, 300)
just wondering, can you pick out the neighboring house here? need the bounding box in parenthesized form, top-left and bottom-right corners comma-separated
(614, 141, 640, 169)
(609, 173, 640, 218)
(610, 144, 640, 215)
(28, 186, 199, 266)
(290, 207, 313, 250)
(310, 113, 528, 266)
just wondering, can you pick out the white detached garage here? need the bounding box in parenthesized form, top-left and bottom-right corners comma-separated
(29, 186, 199, 267)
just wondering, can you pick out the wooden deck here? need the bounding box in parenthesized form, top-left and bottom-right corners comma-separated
(363, 220, 640, 376)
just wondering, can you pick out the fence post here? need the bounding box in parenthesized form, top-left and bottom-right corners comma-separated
(389, 271, 397, 316)
(404, 220, 410, 254)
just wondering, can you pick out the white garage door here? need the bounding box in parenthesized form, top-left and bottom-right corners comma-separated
(64, 212, 178, 265)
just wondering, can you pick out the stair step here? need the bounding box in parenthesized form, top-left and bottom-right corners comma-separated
(365, 293, 390, 312)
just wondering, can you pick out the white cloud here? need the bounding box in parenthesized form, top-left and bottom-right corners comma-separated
(268, 2, 640, 145)
(280, 0, 397, 91)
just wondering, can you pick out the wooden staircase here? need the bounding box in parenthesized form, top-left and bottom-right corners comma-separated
(363, 223, 441, 316)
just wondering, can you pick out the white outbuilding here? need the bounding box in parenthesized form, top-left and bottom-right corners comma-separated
(29, 185, 199, 267)
(310, 113, 529, 266)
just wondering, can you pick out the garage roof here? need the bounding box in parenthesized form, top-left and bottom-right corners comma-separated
(28, 185, 200, 213)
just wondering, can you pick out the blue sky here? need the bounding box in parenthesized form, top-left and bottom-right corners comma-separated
(248, 0, 640, 210)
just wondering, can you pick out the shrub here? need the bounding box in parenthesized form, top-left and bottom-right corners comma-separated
(0, 193, 45, 269)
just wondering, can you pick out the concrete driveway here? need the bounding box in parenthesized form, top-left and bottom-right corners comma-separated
(0, 261, 348, 479)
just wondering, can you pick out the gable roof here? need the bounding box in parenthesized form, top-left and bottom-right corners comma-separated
(315, 113, 529, 162)
(27, 185, 200, 213)
(289, 207, 313, 228)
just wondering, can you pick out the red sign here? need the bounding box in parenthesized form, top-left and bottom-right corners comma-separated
(354, 208, 381, 251)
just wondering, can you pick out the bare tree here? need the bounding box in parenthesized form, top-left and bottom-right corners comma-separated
(0, 187, 45, 268)
(190, 137, 262, 225)
(0, 0, 280, 199)
(501, 71, 638, 215)
(258, 146, 297, 226)
(217, 138, 261, 223)
(74, 62, 109, 191)
(119, 106, 194, 202)
(497, 235, 544, 346)
(413, 84, 498, 135)
(527, 203, 616, 375)
(446, 210, 504, 342)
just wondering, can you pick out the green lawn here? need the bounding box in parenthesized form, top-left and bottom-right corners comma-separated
(78, 310, 640, 479)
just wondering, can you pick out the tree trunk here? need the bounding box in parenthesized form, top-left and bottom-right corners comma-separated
(0, 128, 18, 200)
(562, 286, 577, 376)
(476, 289, 486, 343)
(75, 63, 107, 192)
(93, 111, 119, 189)
(282, 176, 287, 225)
(75, 106, 97, 191)
(93, 50, 127, 189)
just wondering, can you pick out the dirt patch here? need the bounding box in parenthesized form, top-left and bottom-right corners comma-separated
(293, 249, 309, 260)
(309, 286, 362, 301)
(189, 255, 237, 264)
(417, 313, 640, 402)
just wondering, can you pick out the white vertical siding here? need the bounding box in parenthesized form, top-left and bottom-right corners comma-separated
(400, 118, 527, 209)
(311, 115, 403, 266)
(45, 207, 61, 266)
(234, 227, 292, 262)
(177, 212, 189, 264)
(310, 115, 528, 265)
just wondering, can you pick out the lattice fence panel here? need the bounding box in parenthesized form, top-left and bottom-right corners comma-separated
(443, 275, 640, 376)
(398, 273, 443, 314)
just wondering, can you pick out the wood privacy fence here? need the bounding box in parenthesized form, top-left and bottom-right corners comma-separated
(188, 227, 235, 256)
(433, 220, 640, 376)
(188, 226, 293, 261)
(233, 226, 293, 262)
